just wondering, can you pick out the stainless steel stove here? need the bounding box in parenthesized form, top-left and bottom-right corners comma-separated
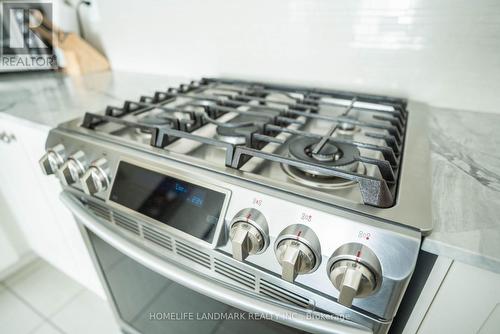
(39, 78, 432, 334)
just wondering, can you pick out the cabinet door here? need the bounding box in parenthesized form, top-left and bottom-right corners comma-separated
(417, 261, 500, 334)
(0, 120, 67, 269)
(0, 116, 103, 297)
(0, 224, 19, 273)
(0, 188, 31, 276)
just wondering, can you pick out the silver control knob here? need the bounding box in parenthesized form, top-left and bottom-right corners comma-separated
(274, 224, 321, 283)
(58, 150, 87, 186)
(39, 144, 66, 175)
(327, 243, 382, 307)
(81, 158, 110, 195)
(228, 208, 269, 261)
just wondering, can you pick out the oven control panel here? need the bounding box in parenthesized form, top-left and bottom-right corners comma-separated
(225, 206, 384, 307)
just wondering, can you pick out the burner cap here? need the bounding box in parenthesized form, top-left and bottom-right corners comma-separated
(339, 122, 355, 131)
(216, 123, 260, 139)
(215, 114, 265, 145)
(216, 123, 260, 145)
(288, 136, 360, 176)
(310, 142, 340, 162)
(336, 116, 360, 136)
(135, 115, 173, 136)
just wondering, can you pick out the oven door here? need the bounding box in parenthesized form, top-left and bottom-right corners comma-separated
(61, 191, 372, 334)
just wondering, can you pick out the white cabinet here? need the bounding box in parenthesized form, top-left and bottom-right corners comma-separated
(0, 119, 66, 268)
(0, 222, 21, 273)
(0, 115, 104, 297)
(417, 261, 500, 334)
(0, 188, 32, 278)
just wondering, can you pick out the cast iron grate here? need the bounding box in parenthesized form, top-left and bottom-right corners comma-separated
(80, 78, 407, 208)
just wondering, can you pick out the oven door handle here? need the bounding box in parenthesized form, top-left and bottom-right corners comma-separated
(60, 192, 373, 334)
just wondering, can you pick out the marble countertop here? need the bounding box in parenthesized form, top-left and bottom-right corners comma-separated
(424, 108, 500, 273)
(1, 71, 499, 273)
(0, 71, 189, 128)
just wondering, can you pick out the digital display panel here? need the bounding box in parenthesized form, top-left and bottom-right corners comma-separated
(109, 162, 226, 243)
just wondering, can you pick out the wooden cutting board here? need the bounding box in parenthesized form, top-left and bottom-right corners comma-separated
(32, 13, 110, 75)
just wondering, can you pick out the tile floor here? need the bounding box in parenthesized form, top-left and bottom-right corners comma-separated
(0, 258, 121, 334)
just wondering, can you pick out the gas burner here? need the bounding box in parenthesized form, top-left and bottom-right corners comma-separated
(215, 115, 266, 145)
(337, 118, 359, 136)
(216, 124, 257, 145)
(135, 114, 172, 135)
(264, 92, 298, 108)
(282, 136, 365, 189)
(214, 92, 294, 145)
(339, 121, 355, 131)
(288, 137, 360, 173)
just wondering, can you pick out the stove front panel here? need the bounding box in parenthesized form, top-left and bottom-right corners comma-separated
(45, 128, 420, 321)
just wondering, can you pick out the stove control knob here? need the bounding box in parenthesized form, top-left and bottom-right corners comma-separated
(81, 158, 110, 195)
(58, 150, 87, 186)
(39, 144, 66, 175)
(275, 224, 321, 283)
(327, 243, 382, 307)
(229, 208, 269, 261)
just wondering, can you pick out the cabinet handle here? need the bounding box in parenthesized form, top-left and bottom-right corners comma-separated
(0, 132, 16, 144)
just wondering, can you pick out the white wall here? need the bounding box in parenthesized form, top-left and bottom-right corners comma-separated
(51, 0, 80, 33)
(82, 0, 500, 113)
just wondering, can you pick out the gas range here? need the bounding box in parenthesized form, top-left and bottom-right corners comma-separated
(39, 78, 431, 334)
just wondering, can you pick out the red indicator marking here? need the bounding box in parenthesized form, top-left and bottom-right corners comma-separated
(246, 213, 252, 220)
(296, 230, 302, 239)
(355, 250, 362, 262)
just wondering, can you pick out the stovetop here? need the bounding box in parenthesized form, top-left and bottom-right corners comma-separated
(58, 78, 432, 233)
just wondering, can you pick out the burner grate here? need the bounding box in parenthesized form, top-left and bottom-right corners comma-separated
(80, 78, 408, 208)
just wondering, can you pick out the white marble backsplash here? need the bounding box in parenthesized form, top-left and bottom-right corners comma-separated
(80, 0, 500, 113)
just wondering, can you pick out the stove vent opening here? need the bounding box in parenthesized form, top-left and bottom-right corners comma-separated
(86, 201, 111, 221)
(143, 226, 173, 251)
(213, 259, 255, 290)
(113, 212, 140, 236)
(259, 279, 311, 309)
(175, 241, 211, 268)
(81, 200, 314, 311)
